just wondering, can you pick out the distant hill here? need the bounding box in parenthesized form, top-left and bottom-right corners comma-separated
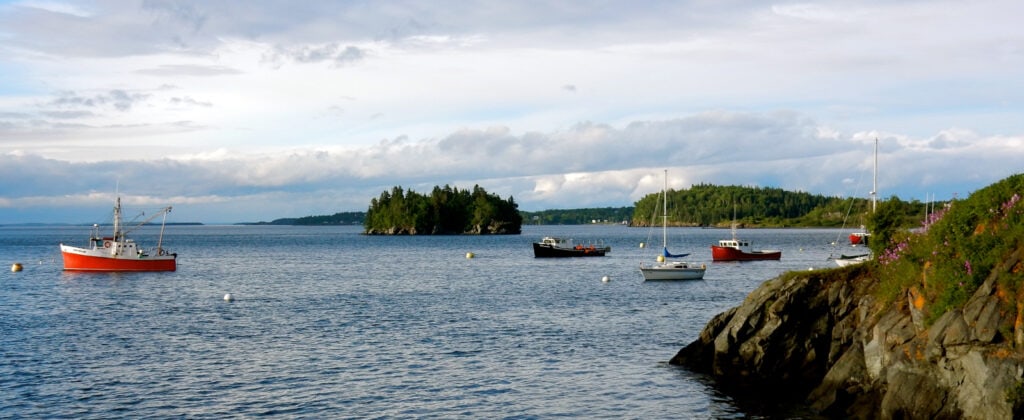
(520, 207, 633, 225)
(246, 212, 366, 225)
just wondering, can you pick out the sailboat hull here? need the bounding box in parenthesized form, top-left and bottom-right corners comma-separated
(61, 244, 177, 272)
(640, 262, 706, 280)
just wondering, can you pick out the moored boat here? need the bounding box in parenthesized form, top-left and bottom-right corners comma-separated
(834, 253, 871, 267)
(849, 138, 879, 245)
(60, 196, 177, 272)
(711, 238, 782, 261)
(639, 170, 706, 280)
(533, 236, 609, 257)
(849, 231, 870, 245)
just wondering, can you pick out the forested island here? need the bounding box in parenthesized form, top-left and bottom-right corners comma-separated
(631, 183, 931, 228)
(250, 184, 934, 231)
(363, 185, 522, 235)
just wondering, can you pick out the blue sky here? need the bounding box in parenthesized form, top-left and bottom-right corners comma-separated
(1, 0, 1022, 223)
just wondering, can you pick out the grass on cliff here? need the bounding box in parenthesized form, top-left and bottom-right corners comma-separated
(866, 174, 1024, 324)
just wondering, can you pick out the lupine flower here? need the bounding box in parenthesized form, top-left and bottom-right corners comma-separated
(964, 259, 973, 276)
(1002, 193, 1020, 215)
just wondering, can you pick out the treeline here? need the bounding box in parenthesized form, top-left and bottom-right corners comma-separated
(254, 184, 935, 229)
(364, 185, 522, 235)
(520, 207, 633, 225)
(250, 212, 366, 225)
(632, 184, 932, 228)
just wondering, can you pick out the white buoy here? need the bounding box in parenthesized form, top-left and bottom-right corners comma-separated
(223, 293, 234, 302)
(639, 242, 646, 249)
(11, 263, 23, 272)
(466, 252, 475, 259)
(656, 255, 665, 263)
(601, 275, 610, 283)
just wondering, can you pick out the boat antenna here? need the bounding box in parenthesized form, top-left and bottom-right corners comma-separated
(731, 201, 737, 241)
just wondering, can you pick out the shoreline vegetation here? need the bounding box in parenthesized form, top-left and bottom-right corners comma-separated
(671, 173, 1024, 418)
(249, 183, 937, 233)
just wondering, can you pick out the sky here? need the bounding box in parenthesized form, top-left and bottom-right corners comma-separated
(1, 0, 1022, 224)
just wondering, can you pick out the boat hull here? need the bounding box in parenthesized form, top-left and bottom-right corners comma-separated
(849, 232, 870, 245)
(640, 262, 706, 280)
(60, 245, 176, 272)
(533, 243, 608, 258)
(710, 246, 782, 261)
(834, 254, 871, 267)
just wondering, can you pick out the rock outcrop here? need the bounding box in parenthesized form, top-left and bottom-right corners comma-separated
(671, 259, 1024, 419)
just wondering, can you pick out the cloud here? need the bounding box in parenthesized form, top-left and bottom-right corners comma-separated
(134, 64, 243, 76)
(49, 89, 151, 112)
(0, 1, 1021, 222)
(262, 43, 368, 67)
(1, 111, 1020, 223)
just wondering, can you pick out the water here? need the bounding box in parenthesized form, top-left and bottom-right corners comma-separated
(1, 224, 853, 418)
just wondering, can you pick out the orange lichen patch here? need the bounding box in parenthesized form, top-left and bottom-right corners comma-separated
(992, 348, 1013, 359)
(909, 287, 927, 310)
(1013, 261, 1023, 274)
(995, 284, 1011, 301)
(974, 223, 986, 235)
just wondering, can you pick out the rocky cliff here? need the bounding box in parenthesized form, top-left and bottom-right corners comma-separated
(672, 175, 1024, 418)
(671, 254, 1024, 419)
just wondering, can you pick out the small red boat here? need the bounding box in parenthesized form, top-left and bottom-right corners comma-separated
(60, 196, 177, 272)
(711, 238, 781, 261)
(849, 231, 870, 245)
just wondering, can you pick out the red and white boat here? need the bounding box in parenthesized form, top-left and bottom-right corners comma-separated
(60, 196, 177, 272)
(849, 231, 870, 245)
(711, 207, 781, 262)
(849, 138, 879, 246)
(711, 237, 782, 261)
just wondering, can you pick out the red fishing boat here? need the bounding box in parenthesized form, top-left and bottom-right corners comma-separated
(711, 238, 782, 261)
(60, 196, 177, 272)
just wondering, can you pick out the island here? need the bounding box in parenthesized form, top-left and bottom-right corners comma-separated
(363, 185, 522, 235)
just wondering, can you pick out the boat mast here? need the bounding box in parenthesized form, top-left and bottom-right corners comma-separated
(113, 196, 121, 241)
(662, 169, 668, 249)
(157, 206, 171, 253)
(871, 137, 878, 213)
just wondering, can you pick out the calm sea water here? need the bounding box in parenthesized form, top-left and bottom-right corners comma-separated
(0, 224, 855, 418)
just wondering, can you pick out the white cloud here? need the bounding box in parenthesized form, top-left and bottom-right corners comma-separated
(0, 1, 1022, 222)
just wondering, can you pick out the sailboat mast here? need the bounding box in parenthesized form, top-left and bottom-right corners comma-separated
(871, 137, 878, 213)
(662, 169, 668, 248)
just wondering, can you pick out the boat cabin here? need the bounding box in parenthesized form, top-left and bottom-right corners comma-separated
(539, 236, 570, 247)
(717, 239, 750, 250)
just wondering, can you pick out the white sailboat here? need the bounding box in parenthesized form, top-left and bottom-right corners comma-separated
(834, 138, 878, 267)
(640, 170, 706, 280)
